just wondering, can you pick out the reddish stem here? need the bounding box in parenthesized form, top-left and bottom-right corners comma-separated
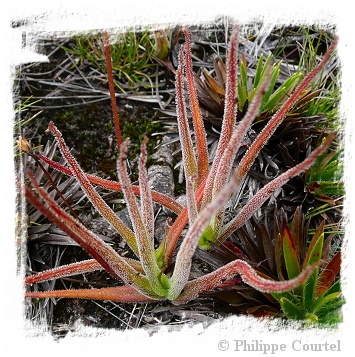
(103, 31, 122, 149)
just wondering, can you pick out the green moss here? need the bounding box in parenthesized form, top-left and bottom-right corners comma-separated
(42, 102, 163, 180)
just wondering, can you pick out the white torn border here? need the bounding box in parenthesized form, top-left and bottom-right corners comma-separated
(1, 1, 354, 356)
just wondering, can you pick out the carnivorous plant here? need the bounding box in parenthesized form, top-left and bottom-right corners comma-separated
(23, 25, 339, 307)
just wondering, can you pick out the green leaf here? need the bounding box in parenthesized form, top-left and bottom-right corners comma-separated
(279, 297, 303, 320)
(271, 290, 301, 306)
(262, 72, 302, 111)
(257, 54, 272, 86)
(302, 228, 324, 310)
(261, 61, 281, 107)
(325, 280, 342, 295)
(310, 182, 345, 197)
(253, 53, 265, 88)
(316, 295, 345, 325)
(282, 224, 301, 279)
(240, 54, 248, 91)
(237, 81, 248, 110)
(310, 291, 342, 313)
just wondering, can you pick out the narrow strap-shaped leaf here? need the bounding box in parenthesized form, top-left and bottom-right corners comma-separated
(175, 44, 198, 181)
(25, 175, 160, 299)
(26, 285, 158, 303)
(310, 291, 342, 314)
(233, 38, 337, 189)
(218, 134, 335, 243)
(253, 53, 265, 88)
(212, 66, 271, 204)
(138, 137, 154, 240)
(117, 140, 168, 296)
(302, 221, 325, 270)
(302, 231, 324, 311)
(25, 259, 103, 284)
(103, 31, 122, 149)
(164, 177, 206, 262)
(279, 297, 304, 320)
(25, 257, 145, 285)
(186, 174, 198, 224)
(262, 72, 302, 112)
(208, 67, 270, 237)
(290, 206, 302, 261)
(281, 222, 303, 299)
(173, 259, 318, 304)
(282, 222, 301, 280)
(237, 53, 248, 108)
(36, 154, 183, 214)
(46, 122, 139, 256)
(183, 28, 209, 185)
(260, 61, 281, 108)
(201, 25, 239, 209)
(254, 54, 272, 89)
(274, 232, 285, 281)
(202, 67, 225, 96)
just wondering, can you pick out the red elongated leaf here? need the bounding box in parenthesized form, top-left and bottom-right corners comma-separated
(218, 134, 335, 243)
(174, 259, 319, 304)
(290, 206, 303, 261)
(183, 28, 209, 185)
(117, 140, 166, 295)
(25, 173, 161, 299)
(169, 130, 329, 299)
(186, 174, 198, 224)
(234, 38, 338, 186)
(103, 31, 122, 149)
(26, 285, 158, 303)
(164, 177, 206, 262)
(25, 257, 145, 285)
(210, 66, 271, 234)
(201, 25, 239, 209)
(212, 65, 271, 200)
(47, 122, 139, 256)
(316, 250, 341, 296)
(25, 259, 103, 285)
(36, 154, 183, 215)
(26, 183, 119, 282)
(139, 137, 154, 239)
(275, 232, 285, 281)
(175, 44, 198, 181)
